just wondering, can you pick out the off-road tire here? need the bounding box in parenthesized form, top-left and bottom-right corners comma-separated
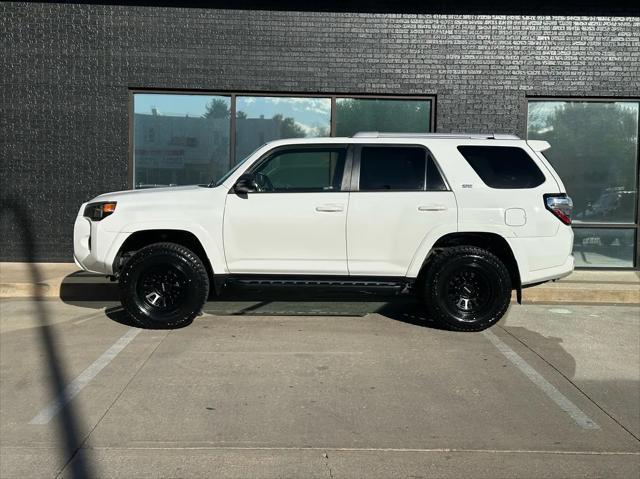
(422, 246, 511, 332)
(119, 242, 209, 328)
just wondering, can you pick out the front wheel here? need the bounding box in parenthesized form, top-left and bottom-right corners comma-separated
(422, 246, 511, 332)
(119, 242, 209, 328)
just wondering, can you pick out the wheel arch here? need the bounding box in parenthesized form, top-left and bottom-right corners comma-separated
(113, 229, 215, 283)
(417, 232, 521, 293)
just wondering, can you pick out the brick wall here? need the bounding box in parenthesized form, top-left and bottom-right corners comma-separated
(2, 2, 639, 261)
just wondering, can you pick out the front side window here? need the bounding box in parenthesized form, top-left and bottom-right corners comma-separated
(359, 146, 426, 191)
(251, 148, 346, 192)
(457, 146, 546, 189)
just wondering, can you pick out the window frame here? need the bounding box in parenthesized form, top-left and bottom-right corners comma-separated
(526, 97, 640, 270)
(351, 144, 450, 193)
(456, 145, 547, 190)
(129, 89, 436, 187)
(240, 144, 352, 194)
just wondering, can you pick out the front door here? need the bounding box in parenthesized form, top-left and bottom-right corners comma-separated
(223, 146, 350, 274)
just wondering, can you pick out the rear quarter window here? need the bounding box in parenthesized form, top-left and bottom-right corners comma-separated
(457, 146, 546, 189)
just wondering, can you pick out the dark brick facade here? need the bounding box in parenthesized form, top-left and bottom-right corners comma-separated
(2, 2, 639, 261)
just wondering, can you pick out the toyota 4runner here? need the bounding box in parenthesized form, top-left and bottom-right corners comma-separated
(74, 132, 574, 331)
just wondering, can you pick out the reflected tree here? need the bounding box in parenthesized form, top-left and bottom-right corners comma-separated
(336, 99, 430, 136)
(204, 98, 230, 119)
(528, 102, 639, 223)
(272, 114, 306, 138)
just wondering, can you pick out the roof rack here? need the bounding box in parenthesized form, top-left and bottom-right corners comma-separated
(351, 132, 520, 140)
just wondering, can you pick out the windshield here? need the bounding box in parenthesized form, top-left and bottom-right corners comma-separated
(211, 145, 265, 187)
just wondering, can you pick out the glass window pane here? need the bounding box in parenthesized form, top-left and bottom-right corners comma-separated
(457, 146, 546, 189)
(573, 228, 636, 268)
(527, 101, 639, 223)
(252, 148, 346, 192)
(235, 96, 331, 162)
(133, 94, 230, 188)
(427, 156, 448, 191)
(336, 98, 431, 137)
(359, 146, 426, 191)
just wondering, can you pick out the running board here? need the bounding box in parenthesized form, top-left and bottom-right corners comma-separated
(220, 275, 414, 294)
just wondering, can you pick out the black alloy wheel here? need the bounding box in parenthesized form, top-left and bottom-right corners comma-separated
(138, 265, 189, 313)
(119, 242, 209, 328)
(422, 246, 511, 331)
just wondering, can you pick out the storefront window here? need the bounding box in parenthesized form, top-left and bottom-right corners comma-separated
(235, 96, 331, 161)
(133, 94, 230, 188)
(336, 98, 431, 137)
(573, 228, 636, 268)
(133, 92, 433, 187)
(527, 101, 638, 224)
(528, 100, 639, 268)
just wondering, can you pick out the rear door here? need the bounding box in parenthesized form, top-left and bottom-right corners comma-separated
(346, 145, 457, 276)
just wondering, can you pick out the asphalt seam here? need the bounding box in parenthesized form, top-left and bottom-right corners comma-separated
(498, 325, 640, 443)
(54, 324, 171, 479)
(81, 446, 640, 455)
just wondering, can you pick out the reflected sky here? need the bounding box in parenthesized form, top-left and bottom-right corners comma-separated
(134, 94, 331, 136)
(237, 96, 331, 135)
(134, 94, 228, 116)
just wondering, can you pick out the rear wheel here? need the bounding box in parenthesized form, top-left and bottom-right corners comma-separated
(422, 246, 511, 332)
(119, 242, 209, 328)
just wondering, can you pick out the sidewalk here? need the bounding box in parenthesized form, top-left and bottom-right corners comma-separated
(0, 262, 638, 304)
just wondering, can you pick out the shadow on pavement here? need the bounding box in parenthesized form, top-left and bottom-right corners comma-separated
(2, 199, 93, 478)
(502, 325, 577, 379)
(59, 273, 448, 330)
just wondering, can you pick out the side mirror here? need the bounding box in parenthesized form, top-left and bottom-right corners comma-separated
(233, 174, 256, 194)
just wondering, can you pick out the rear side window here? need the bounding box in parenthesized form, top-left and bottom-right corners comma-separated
(359, 146, 425, 191)
(457, 146, 546, 189)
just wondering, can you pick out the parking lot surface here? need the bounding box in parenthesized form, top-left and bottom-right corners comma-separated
(1, 296, 638, 478)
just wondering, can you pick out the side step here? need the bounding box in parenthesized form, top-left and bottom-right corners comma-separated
(221, 275, 414, 294)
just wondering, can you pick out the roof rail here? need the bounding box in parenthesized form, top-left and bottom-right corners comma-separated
(351, 132, 520, 140)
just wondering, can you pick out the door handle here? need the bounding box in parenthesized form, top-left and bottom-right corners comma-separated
(315, 204, 344, 212)
(418, 205, 447, 212)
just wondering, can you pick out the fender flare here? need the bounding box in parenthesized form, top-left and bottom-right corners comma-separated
(107, 221, 227, 275)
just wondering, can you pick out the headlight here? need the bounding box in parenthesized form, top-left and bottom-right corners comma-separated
(83, 202, 117, 221)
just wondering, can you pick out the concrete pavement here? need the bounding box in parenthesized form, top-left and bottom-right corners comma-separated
(0, 298, 638, 478)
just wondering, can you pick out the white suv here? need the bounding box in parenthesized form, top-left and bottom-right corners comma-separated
(73, 133, 574, 331)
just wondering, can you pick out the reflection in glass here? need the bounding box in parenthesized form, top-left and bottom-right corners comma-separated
(133, 94, 230, 188)
(573, 228, 635, 268)
(235, 97, 331, 162)
(253, 149, 346, 192)
(527, 101, 639, 224)
(336, 98, 431, 137)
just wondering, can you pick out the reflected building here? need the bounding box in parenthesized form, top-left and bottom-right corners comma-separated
(134, 112, 230, 187)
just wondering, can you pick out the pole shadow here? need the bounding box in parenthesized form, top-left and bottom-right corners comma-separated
(1, 199, 93, 478)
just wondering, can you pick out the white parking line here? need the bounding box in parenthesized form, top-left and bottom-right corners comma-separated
(30, 327, 141, 425)
(482, 329, 600, 430)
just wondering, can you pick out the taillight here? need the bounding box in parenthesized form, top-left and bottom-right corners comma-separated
(544, 194, 573, 225)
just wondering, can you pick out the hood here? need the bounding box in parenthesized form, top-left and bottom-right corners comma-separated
(91, 185, 206, 202)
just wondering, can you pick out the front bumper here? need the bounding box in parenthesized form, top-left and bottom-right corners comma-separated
(73, 212, 122, 275)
